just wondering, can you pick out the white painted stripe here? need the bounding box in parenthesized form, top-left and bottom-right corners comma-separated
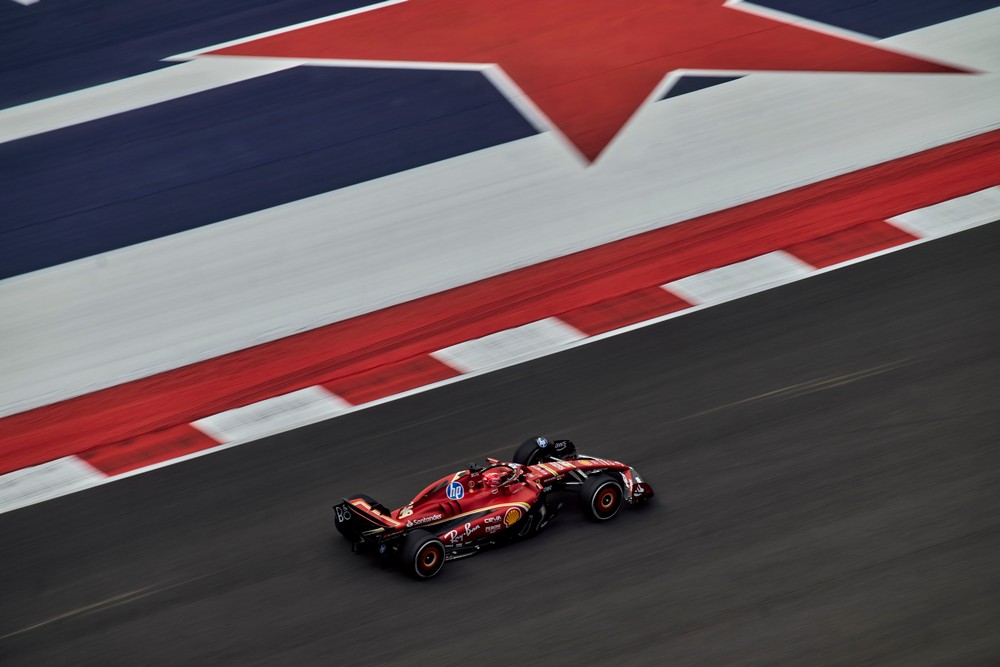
(192, 386, 351, 444)
(432, 318, 586, 373)
(883, 7, 1000, 70)
(0, 456, 105, 514)
(664, 251, 814, 305)
(888, 186, 1000, 238)
(165, 0, 407, 61)
(0, 57, 302, 145)
(725, 0, 970, 69)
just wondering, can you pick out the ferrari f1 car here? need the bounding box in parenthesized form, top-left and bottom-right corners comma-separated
(333, 437, 653, 578)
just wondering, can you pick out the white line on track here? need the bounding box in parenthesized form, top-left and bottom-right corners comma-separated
(724, 0, 975, 70)
(0, 588, 155, 640)
(0, 58, 302, 145)
(0, 574, 211, 640)
(676, 359, 913, 421)
(165, 0, 409, 61)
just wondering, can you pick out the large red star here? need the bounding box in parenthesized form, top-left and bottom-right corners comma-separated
(208, 0, 964, 162)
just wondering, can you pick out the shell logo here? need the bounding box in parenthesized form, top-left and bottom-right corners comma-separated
(503, 507, 522, 527)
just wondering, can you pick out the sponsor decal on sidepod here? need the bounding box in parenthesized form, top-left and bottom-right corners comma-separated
(406, 514, 443, 527)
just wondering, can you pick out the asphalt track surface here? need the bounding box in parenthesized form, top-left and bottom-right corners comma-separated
(2, 224, 998, 665)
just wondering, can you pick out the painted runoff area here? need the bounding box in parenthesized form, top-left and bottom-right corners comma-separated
(1, 179, 997, 514)
(2, 127, 999, 473)
(4, 8, 1000, 421)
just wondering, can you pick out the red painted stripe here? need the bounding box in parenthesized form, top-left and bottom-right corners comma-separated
(559, 287, 690, 336)
(784, 221, 920, 269)
(1, 129, 998, 475)
(78, 424, 219, 476)
(323, 355, 460, 405)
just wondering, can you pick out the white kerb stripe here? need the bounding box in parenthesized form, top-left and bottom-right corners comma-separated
(192, 386, 351, 444)
(887, 186, 1000, 239)
(432, 318, 586, 374)
(664, 251, 814, 305)
(0, 456, 105, 514)
(0, 57, 302, 145)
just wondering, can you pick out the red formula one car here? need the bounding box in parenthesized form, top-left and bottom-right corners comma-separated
(333, 437, 654, 578)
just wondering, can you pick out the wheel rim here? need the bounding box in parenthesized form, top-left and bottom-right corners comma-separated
(594, 483, 620, 518)
(417, 543, 442, 576)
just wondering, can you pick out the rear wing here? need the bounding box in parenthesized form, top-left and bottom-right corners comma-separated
(333, 495, 402, 545)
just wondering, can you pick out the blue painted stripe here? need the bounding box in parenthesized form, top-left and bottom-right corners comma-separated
(751, 0, 999, 38)
(0, 0, 378, 109)
(0, 66, 537, 279)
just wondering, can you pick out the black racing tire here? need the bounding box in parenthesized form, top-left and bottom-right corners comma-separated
(400, 530, 446, 579)
(512, 437, 547, 465)
(580, 473, 624, 522)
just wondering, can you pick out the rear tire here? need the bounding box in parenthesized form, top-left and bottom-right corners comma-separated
(400, 530, 445, 579)
(580, 473, 624, 521)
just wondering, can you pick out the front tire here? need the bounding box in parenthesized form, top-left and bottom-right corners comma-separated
(400, 530, 445, 579)
(580, 473, 624, 521)
(512, 437, 547, 465)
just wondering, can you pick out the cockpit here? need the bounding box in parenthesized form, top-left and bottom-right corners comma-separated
(481, 465, 518, 488)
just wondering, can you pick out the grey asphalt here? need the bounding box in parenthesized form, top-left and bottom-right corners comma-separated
(1, 224, 998, 666)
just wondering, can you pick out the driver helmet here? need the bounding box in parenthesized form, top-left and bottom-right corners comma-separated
(482, 467, 514, 488)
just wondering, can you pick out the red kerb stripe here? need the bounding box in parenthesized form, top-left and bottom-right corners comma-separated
(785, 220, 920, 268)
(79, 424, 220, 476)
(559, 287, 691, 336)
